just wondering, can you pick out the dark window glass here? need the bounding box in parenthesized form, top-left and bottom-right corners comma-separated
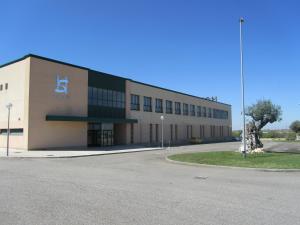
(208, 108, 212, 118)
(143, 96, 152, 112)
(88, 87, 93, 105)
(130, 124, 134, 144)
(155, 98, 163, 113)
(150, 124, 153, 143)
(183, 103, 189, 115)
(92, 87, 98, 105)
(190, 105, 195, 116)
(131, 94, 140, 110)
(0, 128, 23, 136)
(166, 100, 173, 114)
(212, 109, 229, 119)
(202, 107, 207, 117)
(88, 87, 125, 109)
(197, 106, 201, 117)
(155, 124, 159, 142)
(175, 102, 181, 115)
(5, 83, 8, 90)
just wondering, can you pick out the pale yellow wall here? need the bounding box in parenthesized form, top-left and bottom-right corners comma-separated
(126, 80, 232, 145)
(0, 58, 30, 149)
(27, 57, 88, 149)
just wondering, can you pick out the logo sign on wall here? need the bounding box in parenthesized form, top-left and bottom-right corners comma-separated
(55, 75, 69, 95)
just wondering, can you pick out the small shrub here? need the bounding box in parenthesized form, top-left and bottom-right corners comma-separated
(286, 132, 296, 141)
(189, 137, 203, 145)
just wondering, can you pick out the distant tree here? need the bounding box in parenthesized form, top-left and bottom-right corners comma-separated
(245, 100, 282, 150)
(290, 121, 300, 134)
(232, 130, 242, 138)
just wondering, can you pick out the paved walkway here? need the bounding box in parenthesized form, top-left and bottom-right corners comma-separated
(0, 145, 162, 158)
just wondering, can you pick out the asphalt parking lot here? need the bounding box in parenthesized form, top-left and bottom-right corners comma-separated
(0, 141, 299, 225)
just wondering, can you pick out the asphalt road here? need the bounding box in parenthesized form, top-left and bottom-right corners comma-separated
(0, 142, 299, 225)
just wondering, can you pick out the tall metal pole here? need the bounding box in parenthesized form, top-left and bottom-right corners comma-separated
(240, 18, 246, 157)
(160, 115, 164, 149)
(162, 118, 164, 149)
(6, 103, 12, 157)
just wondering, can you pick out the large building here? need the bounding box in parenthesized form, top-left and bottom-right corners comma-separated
(0, 54, 232, 150)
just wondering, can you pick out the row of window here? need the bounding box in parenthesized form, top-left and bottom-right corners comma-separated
(0, 128, 23, 135)
(0, 83, 8, 91)
(130, 124, 231, 144)
(130, 94, 229, 119)
(88, 87, 125, 109)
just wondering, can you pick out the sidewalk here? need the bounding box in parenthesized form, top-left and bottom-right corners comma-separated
(0, 146, 162, 158)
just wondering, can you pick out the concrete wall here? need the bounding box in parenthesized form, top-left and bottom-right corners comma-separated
(126, 80, 232, 146)
(0, 58, 30, 149)
(27, 57, 88, 149)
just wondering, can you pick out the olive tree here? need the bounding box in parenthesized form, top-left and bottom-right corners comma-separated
(245, 100, 282, 150)
(290, 121, 300, 141)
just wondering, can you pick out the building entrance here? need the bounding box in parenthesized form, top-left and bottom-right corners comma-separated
(88, 123, 114, 147)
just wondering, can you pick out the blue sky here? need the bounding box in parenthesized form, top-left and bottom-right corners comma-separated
(1, 0, 299, 130)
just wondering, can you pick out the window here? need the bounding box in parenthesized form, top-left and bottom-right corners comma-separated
(155, 124, 159, 142)
(0, 128, 23, 136)
(170, 124, 173, 141)
(175, 124, 178, 141)
(130, 124, 134, 144)
(88, 87, 125, 108)
(220, 126, 224, 137)
(166, 100, 173, 114)
(208, 108, 212, 118)
(175, 102, 181, 115)
(102, 89, 108, 106)
(183, 103, 189, 115)
(150, 124, 153, 143)
(143, 96, 152, 112)
(186, 125, 190, 139)
(200, 125, 205, 138)
(155, 98, 163, 113)
(5, 83, 8, 90)
(190, 105, 195, 116)
(210, 125, 215, 137)
(202, 107, 207, 117)
(131, 94, 140, 110)
(213, 109, 229, 119)
(197, 106, 201, 117)
(0, 84, 2, 91)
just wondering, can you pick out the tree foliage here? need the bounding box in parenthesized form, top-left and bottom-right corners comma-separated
(290, 121, 300, 134)
(246, 100, 282, 131)
(232, 130, 242, 138)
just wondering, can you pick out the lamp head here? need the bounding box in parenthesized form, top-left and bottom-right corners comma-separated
(6, 103, 12, 109)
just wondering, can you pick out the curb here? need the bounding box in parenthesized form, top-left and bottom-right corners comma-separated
(165, 156, 300, 172)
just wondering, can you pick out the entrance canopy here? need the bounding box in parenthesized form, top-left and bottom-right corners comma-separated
(46, 115, 138, 123)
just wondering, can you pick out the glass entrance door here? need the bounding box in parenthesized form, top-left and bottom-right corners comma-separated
(88, 123, 114, 147)
(102, 130, 113, 146)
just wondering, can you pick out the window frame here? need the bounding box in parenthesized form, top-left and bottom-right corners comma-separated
(130, 94, 140, 111)
(166, 100, 173, 114)
(143, 96, 152, 112)
(155, 98, 163, 113)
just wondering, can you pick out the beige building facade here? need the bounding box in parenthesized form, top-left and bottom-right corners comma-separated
(0, 54, 231, 150)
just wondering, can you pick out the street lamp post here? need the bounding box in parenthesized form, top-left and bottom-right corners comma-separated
(6, 103, 13, 157)
(239, 18, 247, 158)
(160, 115, 164, 149)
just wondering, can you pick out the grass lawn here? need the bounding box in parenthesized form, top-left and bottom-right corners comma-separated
(168, 151, 300, 169)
